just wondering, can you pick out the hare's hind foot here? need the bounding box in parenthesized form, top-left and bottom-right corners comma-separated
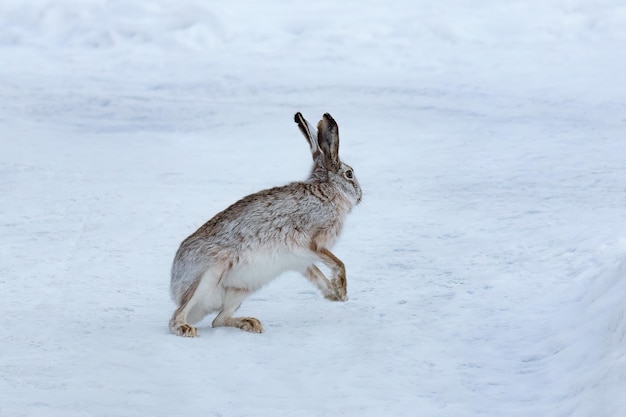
(210, 287, 263, 333)
(236, 317, 264, 333)
(172, 323, 198, 337)
(213, 316, 263, 333)
(169, 314, 199, 337)
(169, 303, 201, 337)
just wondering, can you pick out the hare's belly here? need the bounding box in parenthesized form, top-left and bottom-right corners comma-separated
(225, 251, 316, 290)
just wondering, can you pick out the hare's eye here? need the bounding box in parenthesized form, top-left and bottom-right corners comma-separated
(344, 170, 353, 180)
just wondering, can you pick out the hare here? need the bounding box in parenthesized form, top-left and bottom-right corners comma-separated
(169, 113, 361, 337)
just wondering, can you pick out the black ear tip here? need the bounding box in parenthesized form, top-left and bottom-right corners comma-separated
(321, 113, 338, 131)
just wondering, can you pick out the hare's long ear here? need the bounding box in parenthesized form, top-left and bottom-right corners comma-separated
(317, 113, 340, 171)
(294, 112, 321, 159)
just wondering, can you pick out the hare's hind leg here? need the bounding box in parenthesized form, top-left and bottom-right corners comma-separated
(169, 283, 201, 337)
(212, 288, 263, 333)
(169, 268, 224, 337)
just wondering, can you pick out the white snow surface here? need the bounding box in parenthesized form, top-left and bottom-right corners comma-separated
(1, 1, 625, 416)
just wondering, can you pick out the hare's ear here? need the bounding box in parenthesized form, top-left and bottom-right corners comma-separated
(317, 113, 340, 170)
(294, 112, 321, 159)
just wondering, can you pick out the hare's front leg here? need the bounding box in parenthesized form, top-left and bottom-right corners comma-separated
(212, 287, 263, 333)
(315, 248, 348, 301)
(305, 265, 343, 301)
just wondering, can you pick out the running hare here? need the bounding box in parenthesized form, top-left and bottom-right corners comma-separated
(169, 113, 361, 336)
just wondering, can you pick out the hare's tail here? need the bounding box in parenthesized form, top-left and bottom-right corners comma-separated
(170, 249, 208, 304)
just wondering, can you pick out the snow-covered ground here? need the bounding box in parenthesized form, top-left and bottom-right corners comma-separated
(1, 1, 625, 416)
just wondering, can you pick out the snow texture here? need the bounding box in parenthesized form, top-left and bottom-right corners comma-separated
(1, 1, 625, 416)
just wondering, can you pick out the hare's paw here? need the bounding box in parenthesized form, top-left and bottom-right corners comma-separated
(171, 323, 198, 337)
(330, 278, 348, 301)
(324, 292, 345, 302)
(237, 317, 264, 333)
(213, 315, 263, 333)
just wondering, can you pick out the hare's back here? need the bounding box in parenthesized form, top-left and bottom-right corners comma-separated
(206, 183, 328, 238)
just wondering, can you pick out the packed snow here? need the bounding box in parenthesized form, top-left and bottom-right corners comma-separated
(1, 1, 625, 416)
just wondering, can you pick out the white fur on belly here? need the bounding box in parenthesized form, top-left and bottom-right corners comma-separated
(224, 251, 316, 291)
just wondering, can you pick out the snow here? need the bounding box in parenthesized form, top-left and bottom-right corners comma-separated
(1, 1, 625, 416)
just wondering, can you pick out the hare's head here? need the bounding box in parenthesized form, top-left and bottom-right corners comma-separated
(295, 112, 362, 205)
